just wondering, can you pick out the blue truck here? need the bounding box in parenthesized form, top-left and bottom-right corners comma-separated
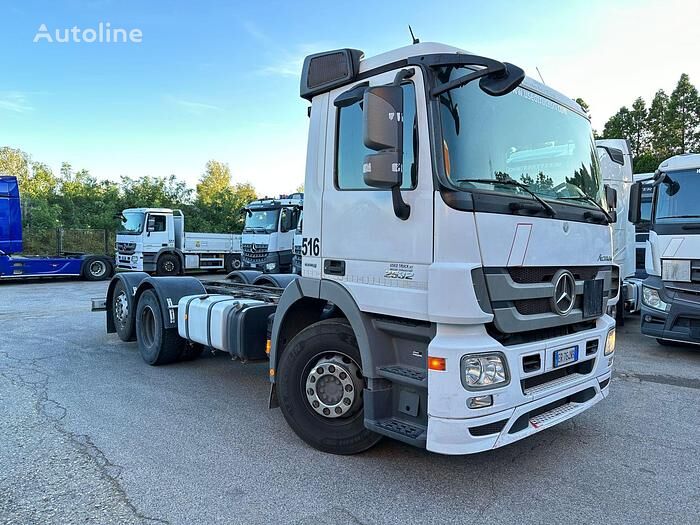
(0, 175, 114, 280)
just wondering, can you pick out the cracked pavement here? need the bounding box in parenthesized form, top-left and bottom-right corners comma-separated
(1, 276, 699, 524)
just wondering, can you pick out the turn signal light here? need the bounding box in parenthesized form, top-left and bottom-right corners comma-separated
(265, 339, 272, 355)
(428, 356, 446, 371)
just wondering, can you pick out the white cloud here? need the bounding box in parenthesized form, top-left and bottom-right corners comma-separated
(0, 92, 34, 113)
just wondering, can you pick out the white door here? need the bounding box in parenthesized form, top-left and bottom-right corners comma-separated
(143, 213, 172, 253)
(321, 67, 434, 320)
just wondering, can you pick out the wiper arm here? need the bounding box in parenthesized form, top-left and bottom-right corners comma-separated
(558, 195, 613, 223)
(455, 178, 556, 217)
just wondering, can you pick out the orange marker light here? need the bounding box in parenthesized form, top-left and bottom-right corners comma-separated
(265, 339, 272, 355)
(269, 368, 275, 377)
(428, 356, 446, 371)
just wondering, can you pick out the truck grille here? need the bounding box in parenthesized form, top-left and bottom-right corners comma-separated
(117, 242, 136, 255)
(484, 265, 613, 336)
(242, 243, 269, 262)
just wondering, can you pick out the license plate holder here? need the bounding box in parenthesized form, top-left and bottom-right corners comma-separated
(583, 279, 604, 318)
(553, 345, 578, 368)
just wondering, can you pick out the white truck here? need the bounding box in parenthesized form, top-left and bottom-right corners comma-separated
(629, 154, 700, 346)
(241, 194, 303, 273)
(97, 42, 618, 455)
(115, 208, 242, 275)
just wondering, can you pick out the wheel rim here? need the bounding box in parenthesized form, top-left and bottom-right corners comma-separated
(232, 259, 242, 269)
(90, 260, 107, 277)
(114, 291, 128, 324)
(305, 353, 362, 419)
(140, 305, 156, 347)
(163, 260, 175, 273)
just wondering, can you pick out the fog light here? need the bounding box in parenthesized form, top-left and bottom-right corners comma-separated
(460, 353, 509, 390)
(467, 395, 493, 409)
(604, 328, 616, 356)
(642, 286, 669, 311)
(265, 262, 276, 271)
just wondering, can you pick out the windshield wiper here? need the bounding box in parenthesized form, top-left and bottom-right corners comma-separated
(455, 178, 556, 217)
(558, 195, 613, 223)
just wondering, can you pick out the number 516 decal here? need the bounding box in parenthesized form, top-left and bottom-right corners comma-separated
(301, 237, 320, 256)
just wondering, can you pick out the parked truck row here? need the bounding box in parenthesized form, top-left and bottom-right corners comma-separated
(95, 42, 622, 455)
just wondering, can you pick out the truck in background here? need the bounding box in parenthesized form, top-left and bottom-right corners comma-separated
(630, 153, 700, 346)
(96, 42, 618, 456)
(633, 174, 655, 278)
(115, 208, 242, 276)
(0, 175, 113, 281)
(241, 194, 302, 273)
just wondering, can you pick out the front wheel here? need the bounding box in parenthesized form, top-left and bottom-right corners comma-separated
(276, 319, 382, 455)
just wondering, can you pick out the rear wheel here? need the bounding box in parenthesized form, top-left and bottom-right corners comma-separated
(276, 319, 382, 455)
(156, 254, 181, 276)
(83, 257, 112, 281)
(135, 289, 184, 365)
(112, 280, 135, 342)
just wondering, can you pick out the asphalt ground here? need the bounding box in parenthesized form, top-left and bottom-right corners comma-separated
(1, 275, 698, 524)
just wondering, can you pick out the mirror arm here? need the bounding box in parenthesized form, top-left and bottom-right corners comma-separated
(393, 68, 414, 86)
(391, 186, 411, 221)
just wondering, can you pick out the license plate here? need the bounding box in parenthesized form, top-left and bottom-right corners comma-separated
(553, 346, 578, 368)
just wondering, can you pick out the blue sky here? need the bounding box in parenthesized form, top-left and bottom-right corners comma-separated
(1, 0, 698, 195)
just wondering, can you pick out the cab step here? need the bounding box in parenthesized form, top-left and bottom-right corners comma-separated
(377, 365, 427, 388)
(366, 417, 427, 447)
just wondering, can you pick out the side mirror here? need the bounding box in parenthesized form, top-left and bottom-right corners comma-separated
(628, 182, 642, 224)
(605, 185, 618, 210)
(362, 81, 410, 220)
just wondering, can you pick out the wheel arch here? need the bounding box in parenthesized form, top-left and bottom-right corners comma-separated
(155, 248, 184, 271)
(269, 278, 378, 384)
(133, 276, 206, 330)
(105, 272, 150, 334)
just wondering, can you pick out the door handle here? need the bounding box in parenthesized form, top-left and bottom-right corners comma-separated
(324, 259, 345, 276)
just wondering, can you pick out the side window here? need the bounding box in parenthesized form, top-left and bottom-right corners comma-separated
(151, 215, 166, 232)
(336, 82, 416, 190)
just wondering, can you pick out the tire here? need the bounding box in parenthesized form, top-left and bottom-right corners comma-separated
(276, 319, 382, 455)
(112, 280, 135, 342)
(83, 257, 112, 281)
(135, 289, 184, 365)
(225, 254, 242, 273)
(615, 304, 625, 327)
(156, 254, 181, 276)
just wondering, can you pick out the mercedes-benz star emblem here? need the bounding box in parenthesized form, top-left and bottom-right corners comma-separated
(551, 270, 576, 315)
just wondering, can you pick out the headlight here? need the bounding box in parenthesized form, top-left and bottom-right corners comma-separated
(131, 255, 138, 263)
(642, 286, 670, 311)
(265, 262, 276, 271)
(460, 353, 509, 390)
(604, 328, 616, 356)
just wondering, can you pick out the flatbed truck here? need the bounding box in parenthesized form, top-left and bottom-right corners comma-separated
(0, 175, 113, 281)
(96, 42, 618, 455)
(115, 208, 242, 275)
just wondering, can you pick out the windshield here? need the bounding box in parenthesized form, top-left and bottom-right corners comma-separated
(118, 211, 145, 235)
(244, 208, 280, 233)
(437, 67, 603, 208)
(655, 170, 700, 223)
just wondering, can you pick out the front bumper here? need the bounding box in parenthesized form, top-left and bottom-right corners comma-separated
(641, 276, 700, 345)
(115, 253, 156, 272)
(426, 315, 615, 455)
(243, 252, 280, 273)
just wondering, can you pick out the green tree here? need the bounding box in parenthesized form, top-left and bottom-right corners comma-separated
(667, 73, 700, 154)
(603, 106, 633, 141)
(648, 89, 672, 157)
(628, 97, 649, 157)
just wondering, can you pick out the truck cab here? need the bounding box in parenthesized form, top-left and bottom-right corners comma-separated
(630, 154, 700, 345)
(241, 194, 302, 273)
(116, 208, 242, 275)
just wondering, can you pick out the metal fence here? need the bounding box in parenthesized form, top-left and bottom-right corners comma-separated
(22, 228, 115, 256)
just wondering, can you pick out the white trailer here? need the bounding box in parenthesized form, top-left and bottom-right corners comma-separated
(98, 42, 618, 456)
(116, 208, 242, 275)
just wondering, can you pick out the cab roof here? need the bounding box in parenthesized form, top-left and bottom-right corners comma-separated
(659, 153, 700, 173)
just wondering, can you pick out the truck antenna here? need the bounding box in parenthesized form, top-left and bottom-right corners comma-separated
(408, 25, 420, 45)
(536, 66, 546, 85)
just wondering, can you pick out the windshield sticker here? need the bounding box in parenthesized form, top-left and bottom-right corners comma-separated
(514, 88, 567, 115)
